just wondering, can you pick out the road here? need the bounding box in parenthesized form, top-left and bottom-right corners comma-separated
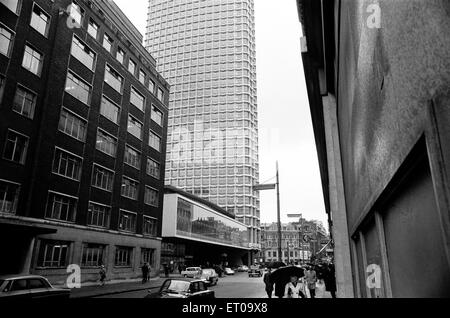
(96, 272, 268, 298)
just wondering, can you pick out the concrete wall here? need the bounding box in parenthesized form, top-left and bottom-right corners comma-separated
(337, 0, 450, 297)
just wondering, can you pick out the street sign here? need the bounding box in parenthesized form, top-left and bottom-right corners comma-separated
(287, 214, 302, 218)
(253, 183, 276, 191)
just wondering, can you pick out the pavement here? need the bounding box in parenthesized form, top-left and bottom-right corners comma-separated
(68, 274, 181, 299)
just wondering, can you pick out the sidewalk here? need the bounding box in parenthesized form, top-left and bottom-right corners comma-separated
(68, 274, 182, 298)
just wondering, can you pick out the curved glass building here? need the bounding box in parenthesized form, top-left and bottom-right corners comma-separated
(146, 0, 260, 251)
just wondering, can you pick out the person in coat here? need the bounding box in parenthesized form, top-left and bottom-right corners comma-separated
(324, 263, 337, 298)
(263, 268, 274, 298)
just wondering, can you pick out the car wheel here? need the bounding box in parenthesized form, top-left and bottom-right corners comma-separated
(183, 274, 187, 278)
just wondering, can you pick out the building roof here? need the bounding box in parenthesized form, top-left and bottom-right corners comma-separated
(164, 185, 235, 219)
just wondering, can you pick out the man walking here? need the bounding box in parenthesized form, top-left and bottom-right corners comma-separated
(141, 262, 149, 283)
(263, 268, 274, 298)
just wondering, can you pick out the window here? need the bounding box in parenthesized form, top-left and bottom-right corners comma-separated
(116, 47, 125, 64)
(92, 165, 114, 192)
(87, 202, 110, 228)
(22, 45, 43, 76)
(157, 87, 164, 102)
(52, 148, 82, 181)
(30, 4, 50, 37)
(87, 19, 99, 40)
(68, 1, 83, 26)
(115, 246, 132, 267)
(144, 187, 159, 207)
(139, 70, 146, 85)
(103, 33, 113, 53)
(0, 0, 21, 14)
(65, 71, 91, 104)
(148, 79, 155, 94)
(118, 211, 136, 232)
(124, 145, 141, 169)
(82, 244, 105, 267)
(151, 105, 163, 126)
(128, 59, 136, 75)
(71, 35, 96, 70)
(12, 86, 36, 119)
(0, 180, 20, 214)
(45, 192, 77, 222)
(147, 159, 160, 179)
(100, 96, 120, 124)
(143, 217, 158, 236)
(0, 24, 13, 57)
(3, 130, 28, 164)
(37, 240, 68, 268)
(104, 64, 123, 93)
(130, 87, 145, 112)
(127, 115, 143, 140)
(149, 131, 161, 152)
(141, 248, 155, 266)
(59, 108, 87, 142)
(96, 129, 117, 157)
(121, 177, 139, 200)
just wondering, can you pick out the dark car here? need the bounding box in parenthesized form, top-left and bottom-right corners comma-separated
(248, 266, 263, 278)
(0, 275, 71, 299)
(146, 279, 215, 299)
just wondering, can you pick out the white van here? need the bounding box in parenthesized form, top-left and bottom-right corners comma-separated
(181, 267, 202, 278)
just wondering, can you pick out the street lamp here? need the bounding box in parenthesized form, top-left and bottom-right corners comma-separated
(253, 162, 281, 263)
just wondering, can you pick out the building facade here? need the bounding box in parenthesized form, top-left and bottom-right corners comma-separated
(162, 185, 251, 269)
(0, 0, 169, 285)
(260, 218, 329, 265)
(145, 0, 261, 260)
(298, 0, 450, 298)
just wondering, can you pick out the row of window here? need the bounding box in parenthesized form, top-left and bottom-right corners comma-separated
(0, 178, 159, 231)
(1, 116, 162, 174)
(37, 239, 155, 269)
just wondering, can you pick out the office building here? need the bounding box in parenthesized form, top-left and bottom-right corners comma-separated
(146, 0, 261, 262)
(0, 0, 169, 284)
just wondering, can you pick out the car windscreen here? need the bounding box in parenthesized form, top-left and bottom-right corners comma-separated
(162, 281, 190, 293)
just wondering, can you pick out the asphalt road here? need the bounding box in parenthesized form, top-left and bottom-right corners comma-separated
(96, 272, 268, 298)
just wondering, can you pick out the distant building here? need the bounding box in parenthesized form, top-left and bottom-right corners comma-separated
(260, 217, 329, 265)
(298, 0, 450, 297)
(162, 186, 252, 269)
(0, 0, 169, 285)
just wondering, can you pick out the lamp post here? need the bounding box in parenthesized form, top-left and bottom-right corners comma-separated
(253, 162, 282, 262)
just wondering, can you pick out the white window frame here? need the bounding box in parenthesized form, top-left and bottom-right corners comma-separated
(52, 146, 83, 182)
(118, 210, 137, 233)
(45, 191, 78, 223)
(91, 163, 115, 192)
(87, 201, 111, 229)
(124, 144, 141, 170)
(58, 107, 87, 142)
(144, 186, 159, 207)
(30, 2, 51, 37)
(121, 176, 139, 201)
(96, 128, 118, 158)
(2, 129, 29, 164)
(0, 22, 15, 57)
(143, 216, 158, 237)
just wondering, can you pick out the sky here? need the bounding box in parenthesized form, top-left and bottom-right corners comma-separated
(112, 0, 327, 226)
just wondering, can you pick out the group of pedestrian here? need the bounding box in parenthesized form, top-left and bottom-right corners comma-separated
(263, 263, 337, 298)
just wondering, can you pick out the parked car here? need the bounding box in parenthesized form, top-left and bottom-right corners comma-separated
(181, 267, 202, 278)
(224, 267, 235, 275)
(248, 266, 263, 278)
(237, 265, 249, 272)
(0, 275, 71, 299)
(146, 279, 215, 299)
(200, 269, 219, 286)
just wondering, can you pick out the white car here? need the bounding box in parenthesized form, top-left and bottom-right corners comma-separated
(224, 267, 235, 275)
(181, 267, 202, 278)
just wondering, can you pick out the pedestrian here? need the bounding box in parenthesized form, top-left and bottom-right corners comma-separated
(141, 262, 149, 283)
(164, 263, 170, 278)
(99, 265, 106, 286)
(147, 263, 152, 282)
(283, 276, 306, 298)
(263, 268, 274, 298)
(324, 263, 337, 298)
(305, 266, 318, 298)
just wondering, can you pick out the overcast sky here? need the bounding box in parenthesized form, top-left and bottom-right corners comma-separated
(112, 0, 327, 226)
